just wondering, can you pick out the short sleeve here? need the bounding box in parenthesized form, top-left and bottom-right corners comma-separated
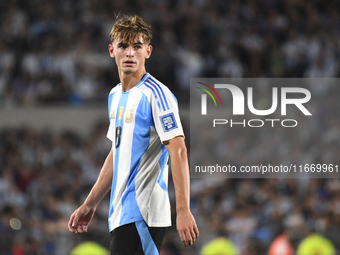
(150, 85, 184, 143)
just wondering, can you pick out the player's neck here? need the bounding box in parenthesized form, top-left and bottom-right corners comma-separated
(119, 69, 147, 92)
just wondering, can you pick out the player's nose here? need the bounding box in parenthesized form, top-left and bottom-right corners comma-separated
(126, 46, 134, 57)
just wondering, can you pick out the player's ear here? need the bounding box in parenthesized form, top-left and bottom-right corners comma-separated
(145, 45, 152, 59)
(108, 44, 115, 58)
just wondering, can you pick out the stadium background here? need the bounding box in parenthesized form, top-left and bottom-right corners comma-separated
(1, 0, 340, 254)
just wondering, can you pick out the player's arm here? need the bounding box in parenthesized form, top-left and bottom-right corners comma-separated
(164, 136, 199, 247)
(68, 148, 113, 234)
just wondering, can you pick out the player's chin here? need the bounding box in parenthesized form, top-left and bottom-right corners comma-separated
(122, 68, 136, 75)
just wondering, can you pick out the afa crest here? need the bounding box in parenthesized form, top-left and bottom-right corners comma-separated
(125, 107, 134, 123)
(110, 110, 115, 120)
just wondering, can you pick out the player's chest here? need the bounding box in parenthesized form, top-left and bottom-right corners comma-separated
(109, 90, 152, 133)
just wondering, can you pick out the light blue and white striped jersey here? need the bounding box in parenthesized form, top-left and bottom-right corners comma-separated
(106, 73, 184, 232)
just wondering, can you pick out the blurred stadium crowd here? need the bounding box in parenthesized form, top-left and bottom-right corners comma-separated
(1, 0, 340, 106)
(1, 0, 340, 254)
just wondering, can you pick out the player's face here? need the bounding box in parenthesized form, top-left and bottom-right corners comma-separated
(108, 35, 152, 75)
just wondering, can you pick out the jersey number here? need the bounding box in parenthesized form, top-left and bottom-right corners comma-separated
(115, 126, 122, 148)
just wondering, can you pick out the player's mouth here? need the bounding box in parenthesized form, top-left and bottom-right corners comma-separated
(123, 60, 135, 66)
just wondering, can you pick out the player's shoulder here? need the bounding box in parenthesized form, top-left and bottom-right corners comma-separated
(108, 83, 121, 95)
(138, 74, 173, 98)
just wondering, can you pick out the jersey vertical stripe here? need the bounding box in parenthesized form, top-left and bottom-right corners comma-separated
(118, 89, 146, 225)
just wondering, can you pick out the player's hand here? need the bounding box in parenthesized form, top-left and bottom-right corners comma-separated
(68, 204, 96, 234)
(176, 208, 199, 247)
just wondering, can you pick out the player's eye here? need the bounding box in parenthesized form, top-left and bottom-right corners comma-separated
(118, 45, 126, 49)
(134, 45, 142, 50)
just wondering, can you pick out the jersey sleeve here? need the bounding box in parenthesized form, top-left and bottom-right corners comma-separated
(150, 85, 184, 143)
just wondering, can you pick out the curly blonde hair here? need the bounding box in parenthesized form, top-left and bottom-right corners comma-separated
(109, 15, 152, 45)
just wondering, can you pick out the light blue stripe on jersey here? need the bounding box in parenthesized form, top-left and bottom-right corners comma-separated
(135, 220, 159, 255)
(157, 145, 168, 192)
(119, 93, 151, 225)
(109, 91, 129, 225)
(149, 77, 170, 111)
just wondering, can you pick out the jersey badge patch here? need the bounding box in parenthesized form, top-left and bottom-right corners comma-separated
(110, 110, 115, 120)
(160, 113, 178, 132)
